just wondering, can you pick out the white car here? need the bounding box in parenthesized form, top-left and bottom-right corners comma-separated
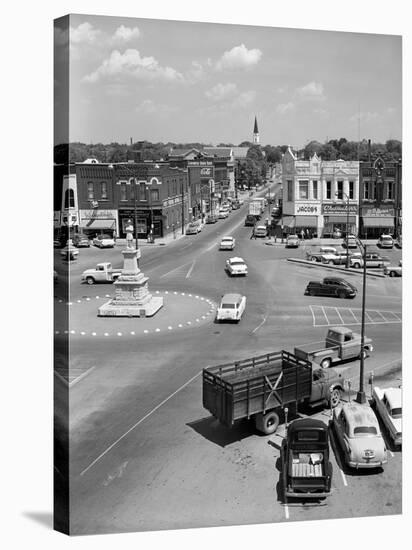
(216, 293, 246, 323)
(219, 236, 235, 250)
(384, 264, 402, 277)
(372, 386, 402, 446)
(93, 234, 115, 248)
(186, 222, 202, 235)
(253, 225, 267, 238)
(218, 209, 229, 219)
(226, 257, 248, 276)
(331, 401, 387, 469)
(378, 234, 394, 249)
(285, 234, 299, 248)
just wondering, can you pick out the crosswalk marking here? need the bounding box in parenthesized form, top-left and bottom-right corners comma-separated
(310, 305, 402, 327)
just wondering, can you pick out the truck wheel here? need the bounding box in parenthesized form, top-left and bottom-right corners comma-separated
(320, 358, 331, 369)
(328, 388, 341, 408)
(256, 411, 279, 435)
(86, 277, 95, 285)
(359, 349, 368, 360)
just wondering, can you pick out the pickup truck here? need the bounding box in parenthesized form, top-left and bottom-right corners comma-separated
(350, 253, 390, 269)
(294, 326, 373, 369)
(81, 262, 122, 285)
(281, 418, 332, 499)
(202, 351, 345, 435)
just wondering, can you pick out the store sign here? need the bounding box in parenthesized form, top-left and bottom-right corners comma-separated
(295, 203, 320, 215)
(81, 209, 117, 220)
(188, 161, 213, 167)
(322, 203, 358, 215)
(361, 206, 394, 217)
(200, 167, 212, 176)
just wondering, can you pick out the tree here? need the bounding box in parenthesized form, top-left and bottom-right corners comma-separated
(303, 140, 322, 159)
(319, 143, 338, 160)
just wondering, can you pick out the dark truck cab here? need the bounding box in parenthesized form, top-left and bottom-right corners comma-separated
(281, 418, 332, 499)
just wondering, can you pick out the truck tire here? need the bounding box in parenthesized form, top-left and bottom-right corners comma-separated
(320, 358, 331, 369)
(255, 411, 279, 435)
(328, 388, 342, 408)
(86, 276, 95, 285)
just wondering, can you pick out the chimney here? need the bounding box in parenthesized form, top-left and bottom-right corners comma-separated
(368, 139, 371, 162)
(130, 137, 133, 146)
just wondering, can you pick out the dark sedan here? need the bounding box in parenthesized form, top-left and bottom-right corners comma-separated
(305, 277, 357, 299)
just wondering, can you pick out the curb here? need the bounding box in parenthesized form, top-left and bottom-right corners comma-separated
(286, 258, 387, 278)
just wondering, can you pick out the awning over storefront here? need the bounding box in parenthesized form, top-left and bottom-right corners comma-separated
(278, 216, 295, 228)
(81, 219, 116, 230)
(362, 217, 394, 227)
(324, 216, 357, 224)
(295, 216, 318, 227)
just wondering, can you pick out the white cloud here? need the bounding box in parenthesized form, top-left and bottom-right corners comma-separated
(83, 49, 184, 83)
(205, 83, 238, 101)
(112, 25, 140, 42)
(233, 90, 256, 108)
(295, 81, 325, 101)
(216, 44, 262, 71)
(313, 107, 328, 117)
(135, 99, 177, 116)
(186, 61, 205, 83)
(276, 102, 295, 114)
(350, 111, 379, 122)
(70, 22, 101, 44)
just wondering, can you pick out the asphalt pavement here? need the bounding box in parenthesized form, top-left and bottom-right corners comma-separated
(54, 188, 402, 534)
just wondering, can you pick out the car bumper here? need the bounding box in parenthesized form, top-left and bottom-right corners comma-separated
(348, 459, 387, 469)
(285, 489, 332, 499)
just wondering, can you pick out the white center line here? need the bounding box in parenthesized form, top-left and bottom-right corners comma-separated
(340, 468, 348, 487)
(80, 370, 202, 477)
(335, 307, 344, 324)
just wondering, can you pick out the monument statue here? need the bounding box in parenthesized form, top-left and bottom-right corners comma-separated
(125, 219, 134, 249)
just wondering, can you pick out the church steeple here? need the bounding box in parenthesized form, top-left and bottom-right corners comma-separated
(253, 115, 260, 144)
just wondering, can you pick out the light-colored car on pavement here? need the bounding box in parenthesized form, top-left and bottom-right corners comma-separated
(226, 257, 248, 276)
(253, 225, 267, 238)
(216, 293, 246, 323)
(372, 386, 402, 446)
(285, 234, 299, 248)
(350, 253, 390, 269)
(93, 234, 115, 248)
(331, 401, 387, 469)
(219, 236, 235, 250)
(218, 209, 229, 219)
(384, 262, 402, 277)
(342, 235, 358, 249)
(378, 234, 394, 249)
(186, 221, 202, 235)
(306, 246, 337, 262)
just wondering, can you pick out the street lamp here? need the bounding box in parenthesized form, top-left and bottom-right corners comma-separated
(335, 190, 351, 268)
(355, 236, 368, 405)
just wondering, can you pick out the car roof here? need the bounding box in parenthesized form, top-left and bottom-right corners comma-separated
(221, 293, 243, 302)
(328, 326, 353, 334)
(382, 388, 402, 408)
(229, 257, 245, 262)
(341, 402, 379, 427)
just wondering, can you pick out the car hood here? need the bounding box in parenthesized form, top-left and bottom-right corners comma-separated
(82, 268, 95, 275)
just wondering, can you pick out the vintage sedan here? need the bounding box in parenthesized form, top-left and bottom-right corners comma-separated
(341, 235, 358, 249)
(253, 225, 267, 238)
(226, 257, 248, 276)
(350, 253, 390, 269)
(72, 233, 90, 248)
(216, 293, 246, 323)
(218, 209, 229, 219)
(321, 251, 351, 265)
(186, 222, 202, 235)
(305, 277, 357, 299)
(285, 234, 300, 248)
(331, 401, 387, 469)
(384, 264, 402, 277)
(372, 386, 402, 446)
(306, 246, 337, 262)
(219, 236, 235, 250)
(93, 234, 115, 248)
(205, 214, 218, 224)
(378, 234, 394, 249)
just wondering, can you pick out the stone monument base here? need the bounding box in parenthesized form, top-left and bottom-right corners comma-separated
(98, 296, 163, 317)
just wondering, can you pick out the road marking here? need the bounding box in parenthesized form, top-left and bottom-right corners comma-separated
(388, 450, 394, 458)
(69, 366, 96, 387)
(339, 469, 348, 487)
(309, 306, 316, 326)
(206, 242, 217, 252)
(54, 370, 68, 387)
(335, 307, 344, 324)
(160, 262, 192, 279)
(284, 503, 290, 519)
(80, 370, 201, 476)
(252, 315, 268, 334)
(185, 259, 196, 279)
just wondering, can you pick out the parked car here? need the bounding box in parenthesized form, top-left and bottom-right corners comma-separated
(231, 200, 240, 210)
(305, 277, 357, 299)
(331, 401, 387, 469)
(216, 293, 246, 323)
(244, 214, 257, 226)
(81, 262, 122, 285)
(219, 236, 235, 250)
(350, 253, 390, 269)
(378, 234, 394, 249)
(306, 246, 337, 262)
(226, 257, 248, 276)
(384, 263, 402, 277)
(186, 222, 202, 235)
(341, 235, 358, 249)
(218, 209, 229, 219)
(286, 234, 299, 248)
(372, 386, 402, 447)
(253, 225, 267, 238)
(205, 214, 218, 224)
(271, 206, 280, 217)
(93, 234, 115, 248)
(72, 233, 90, 248)
(321, 251, 351, 265)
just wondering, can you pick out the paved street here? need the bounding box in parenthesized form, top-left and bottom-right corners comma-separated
(54, 192, 402, 534)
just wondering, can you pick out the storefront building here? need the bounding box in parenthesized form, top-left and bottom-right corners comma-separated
(359, 155, 402, 239)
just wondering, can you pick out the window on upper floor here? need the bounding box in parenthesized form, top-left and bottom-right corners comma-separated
(336, 181, 344, 200)
(387, 181, 394, 200)
(349, 181, 355, 200)
(87, 182, 94, 200)
(120, 183, 127, 201)
(299, 180, 309, 199)
(139, 184, 147, 201)
(371, 181, 377, 200)
(312, 180, 318, 199)
(326, 181, 332, 199)
(101, 181, 107, 199)
(64, 188, 75, 209)
(364, 181, 370, 199)
(287, 180, 293, 202)
(151, 189, 159, 202)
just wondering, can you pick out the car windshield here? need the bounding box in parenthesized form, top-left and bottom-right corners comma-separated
(353, 426, 377, 436)
(222, 239, 232, 243)
(391, 407, 402, 418)
(231, 261, 244, 266)
(221, 303, 235, 309)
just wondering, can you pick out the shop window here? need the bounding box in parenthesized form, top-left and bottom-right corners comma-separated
(101, 181, 107, 199)
(336, 181, 344, 200)
(299, 180, 309, 199)
(120, 183, 127, 201)
(87, 182, 94, 200)
(287, 180, 293, 202)
(151, 189, 159, 202)
(139, 184, 148, 201)
(326, 181, 332, 199)
(64, 188, 75, 209)
(312, 180, 318, 199)
(349, 181, 355, 199)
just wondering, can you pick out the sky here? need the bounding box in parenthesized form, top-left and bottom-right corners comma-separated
(54, 14, 402, 148)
